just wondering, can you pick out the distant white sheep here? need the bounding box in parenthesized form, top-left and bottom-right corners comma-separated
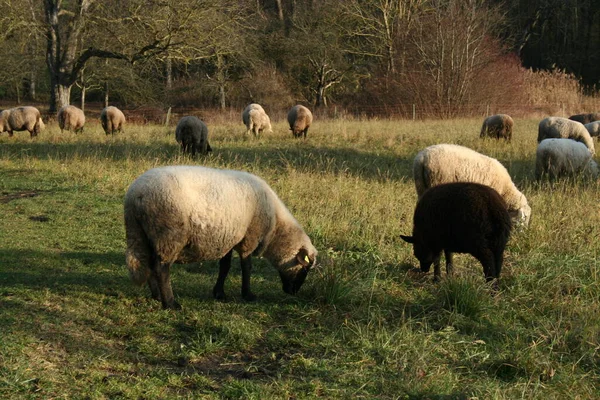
(100, 106, 126, 135)
(538, 116, 595, 154)
(125, 166, 318, 309)
(480, 114, 513, 140)
(57, 105, 85, 133)
(242, 103, 272, 137)
(535, 138, 599, 180)
(0, 106, 45, 138)
(413, 144, 531, 226)
(287, 105, 313, 138)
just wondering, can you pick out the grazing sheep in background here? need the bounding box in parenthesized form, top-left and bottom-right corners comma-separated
(100, 106, 126, 135)
(401, 182, 512, 284)
(480, 114, 513, 140)
(538, 117, 595, 154)
(288, 105, 313, 138)
(175, 116, 212, 157)
(569, 113, 600, 125)
(0, 106, 45, 138)
(124, 165, 318, 309)
(584, 121, 600, 138)
(535, 138, 599, 180)
(413, 144, 531, 226)
(242, 103, 272, 137)
(57, 105, 85, 133)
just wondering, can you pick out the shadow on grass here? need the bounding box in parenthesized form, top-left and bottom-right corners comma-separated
(1, 140, 414, 182)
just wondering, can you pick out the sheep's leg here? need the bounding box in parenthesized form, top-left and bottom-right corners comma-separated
(213, 250, 232, 300)
(240, 255, 256, 301)
(148, 275, 161, 301)
(432, 254, 442, 282)
(152, 257, 181, 310)
(444, 250, 454, 277)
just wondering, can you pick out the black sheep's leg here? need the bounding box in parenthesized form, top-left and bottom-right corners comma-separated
(240, 255, 256, 301)
(444, 250, 454, 277)
(213, 250, 233, 300)
(148, 275, 161, 301)
(152, 257, 181, 309)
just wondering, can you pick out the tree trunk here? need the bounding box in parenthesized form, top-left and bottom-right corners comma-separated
(29, 72, 36, 101)
(275, 0, 284, 21)
(104, 82, 109, 108)
(166, 57, 173, 90)
(81, 85, 86, 113)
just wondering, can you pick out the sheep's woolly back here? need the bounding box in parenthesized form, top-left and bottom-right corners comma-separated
(242, 103, 265, 126)
(480, 114, 513, 140)
(57, 105, 85, 132)
(101, 106, 126, 134)
(535, 138, 599, 180)
(538, 117, 595, 154)
(175, 116, 210, 155)
(288, 105, 313, 135)
(247, 108, 272, 135)
(124, 166, 315, 284)
(584, 121, 600, 137)
(1, 106, 44, 136)
(413, 144, 531, 225)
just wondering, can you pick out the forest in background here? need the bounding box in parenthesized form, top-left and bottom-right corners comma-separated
(0, 0, 599, 118)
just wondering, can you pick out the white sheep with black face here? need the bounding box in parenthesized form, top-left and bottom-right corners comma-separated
(535, 138, 599, 180)
(124, 166, 317, 309)
(412, 144, 531, 227)
(538, 116, 594, 154)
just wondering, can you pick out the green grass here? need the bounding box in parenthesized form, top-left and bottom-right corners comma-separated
(1, 117, 599, 398)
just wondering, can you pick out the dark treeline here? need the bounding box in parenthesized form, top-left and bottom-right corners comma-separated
(0, 0, 598, 118)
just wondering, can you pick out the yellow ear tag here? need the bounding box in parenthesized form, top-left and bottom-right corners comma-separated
(304, 255, 310, 263)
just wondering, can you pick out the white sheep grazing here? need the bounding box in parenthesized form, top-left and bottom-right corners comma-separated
(242, 103, 272, 137)
(0, 106, 45, 138)
(480, 114, 513, 140)
(584, 121, 600, 138)
(413, 144, 531, 226)
(125, 166, 318, 309)
(57, 105, 85, 133)
(538, 116, 595, 154)
(100, 106, 126, 135)
(535, 138, 599, 180)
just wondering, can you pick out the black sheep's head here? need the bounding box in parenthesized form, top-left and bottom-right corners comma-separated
(400, 235, 435, 272)
(278, 247, 316, 295)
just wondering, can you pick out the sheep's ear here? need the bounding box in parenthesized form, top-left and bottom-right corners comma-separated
(400, 235, 414, 244)
(296, 248, 312, 268)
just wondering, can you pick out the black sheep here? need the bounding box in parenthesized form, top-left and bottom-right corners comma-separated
(569, 113, 600, 125)
(175, 116, 212, 157)
(401, 182, 512, 284)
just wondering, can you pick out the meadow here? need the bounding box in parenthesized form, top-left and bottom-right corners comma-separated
(1, 116, 599, 399)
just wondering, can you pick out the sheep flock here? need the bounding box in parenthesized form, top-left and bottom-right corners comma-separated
(2, 100, 600, 305)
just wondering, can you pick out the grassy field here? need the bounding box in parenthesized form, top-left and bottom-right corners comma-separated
(1, 116, 599, 399)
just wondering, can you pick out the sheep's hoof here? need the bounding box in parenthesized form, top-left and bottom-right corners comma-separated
(213, 288, 226, 301)
(163, 301, 182, 310)
(242, 292, 257, 302)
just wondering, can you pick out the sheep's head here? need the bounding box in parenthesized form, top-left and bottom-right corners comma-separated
(278, 247, 317, 295)
(400, 234, 435, 272)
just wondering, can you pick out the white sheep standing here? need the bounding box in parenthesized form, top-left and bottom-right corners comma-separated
(57, 105, 85, 133)
(480, 114, 513, 140)
(100, 106, 126, 135)
(535, 138, 599, 180)
(0, 106, 45, 137)
(584, 121, 600, 139)
(413, 144, 531, 226)
(242, 103, 272, 137)
(124, 165, 318, 309)
(538, 116, 595, 154)
(287, 105, 313, 138)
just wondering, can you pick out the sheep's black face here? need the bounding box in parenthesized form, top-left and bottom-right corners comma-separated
(414, 245, 435, 272)
(279, 249, 315, 295)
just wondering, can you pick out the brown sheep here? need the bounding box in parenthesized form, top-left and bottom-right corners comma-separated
(0, 106, 45, 138)
(100, 106, 126, 135)
(57, 105, 85, 133)
(480, 114, 513, 140)
(287, 105, 313, 138)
